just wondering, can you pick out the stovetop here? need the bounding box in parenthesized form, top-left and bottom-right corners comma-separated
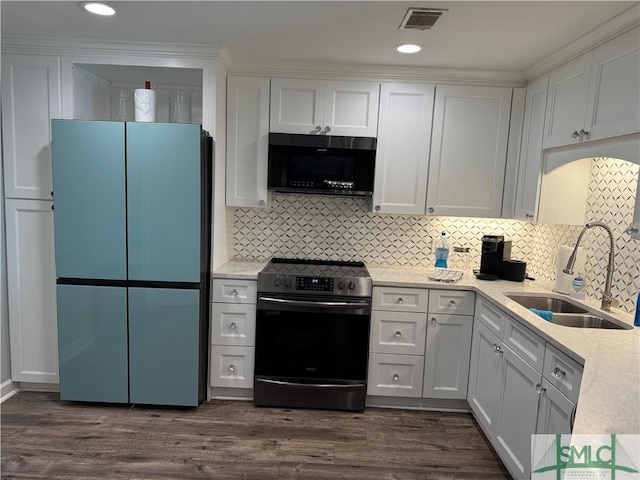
(258, 258, 371, 297)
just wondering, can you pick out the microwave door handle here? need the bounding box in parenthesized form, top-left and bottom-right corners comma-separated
(258, 296, 368, 308)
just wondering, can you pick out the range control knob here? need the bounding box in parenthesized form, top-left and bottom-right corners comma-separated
(338, 281, 346, 290)
(284, 277, 291, 288)
(274, 277, 283, 287)
(348, 281, 356, 290)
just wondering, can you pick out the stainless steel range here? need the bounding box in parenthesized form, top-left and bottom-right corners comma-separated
(254, 258, 372, 412)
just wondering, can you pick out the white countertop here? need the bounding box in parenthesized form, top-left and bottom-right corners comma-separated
(213, 259, 640, 435)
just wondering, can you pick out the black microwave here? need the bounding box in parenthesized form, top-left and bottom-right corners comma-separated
(267, 133, 376, 196)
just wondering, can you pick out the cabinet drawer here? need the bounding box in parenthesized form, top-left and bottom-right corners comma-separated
(372, 286, 428, 313)
(504, 316, 545, 373)
(543, 344, 583, 404)
(212, 279, 257, 304)
(210, 345, 255, 388)
(369, 311, 427, 355)
(429, 290, 475, 315)
(367, 353, 424, 398)
(211, 303, 256, 346)
(475, 296, 507, 338)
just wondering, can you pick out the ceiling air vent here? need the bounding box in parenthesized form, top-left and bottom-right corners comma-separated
(399, 8, 447, 31)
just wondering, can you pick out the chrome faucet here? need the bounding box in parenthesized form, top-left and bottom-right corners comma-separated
(563, 221, 617, 311)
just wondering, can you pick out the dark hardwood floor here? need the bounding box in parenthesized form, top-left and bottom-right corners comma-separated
(1, 392, 510, 480)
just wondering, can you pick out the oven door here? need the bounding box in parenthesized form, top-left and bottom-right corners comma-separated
(254, 294, 371, 411)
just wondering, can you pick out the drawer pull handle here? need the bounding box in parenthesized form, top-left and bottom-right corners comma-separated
(430, 317, 438, 326)
(397, 297, 404, 305)
(492, 344, 503, 356)
(394, 330, 402, 339)
(229, 322, 238, 331)
(392, 373, 400, 383)
(228, 364, 236, 374)
(230, 288, 238, 296)
(553, 367, 566, 379)
(448, 300, 456, 308)
(535, 383, 546, 394)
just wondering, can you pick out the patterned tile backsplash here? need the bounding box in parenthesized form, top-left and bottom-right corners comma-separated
(234, 158, 639, 313)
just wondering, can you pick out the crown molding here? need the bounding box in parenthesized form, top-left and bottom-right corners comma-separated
(0, 35, 231, 65)
(228, 64, 527, 88)
(525, 3, 640, 82)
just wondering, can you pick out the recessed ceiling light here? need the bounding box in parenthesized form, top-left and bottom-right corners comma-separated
(81, 2, 116, 16)
(395, 44, 423, 54)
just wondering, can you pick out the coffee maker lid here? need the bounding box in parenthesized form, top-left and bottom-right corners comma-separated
(482, 235, 505, 242)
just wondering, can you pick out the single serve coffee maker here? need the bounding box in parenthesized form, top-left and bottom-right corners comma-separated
(476, 235, 527, 282)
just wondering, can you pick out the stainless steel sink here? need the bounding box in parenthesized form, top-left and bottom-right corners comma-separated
(551, 313, 632, 330)
(505, 294, 632, 330)
(506, 295, 588, 314)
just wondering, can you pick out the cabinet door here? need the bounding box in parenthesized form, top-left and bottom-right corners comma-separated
(423, 314, 472, 399)
(536, 379, 575, 435)
(586, 26, 640, 142)
(426, 85, 512, 218)
(514, 76, 548, 221)
(373, 83, 434, 214)
(128, 288, 201, 406)
(5, 199, 58, 383)
(226, 76, 270, 208)
(51, 120, 126, 280)
(57, 285, 128, 402)
(494, 345, 541, 480)
(1, 55, 61, 199)
(270, 78, 324, 134)
(323, 81, 380, 137)
(467, 320, 503, 434)
(127, 123, 201, 283)
(543, 55, 591, 149)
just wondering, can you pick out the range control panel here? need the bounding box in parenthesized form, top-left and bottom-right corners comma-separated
(295, 276, 334, 292)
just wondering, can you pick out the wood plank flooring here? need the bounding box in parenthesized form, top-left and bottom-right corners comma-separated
(1, 392, 511, 480)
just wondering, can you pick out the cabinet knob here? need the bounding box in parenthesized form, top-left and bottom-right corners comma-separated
(374, 205, 381, 212)
(448, 300, 456, 308)
(492, 344, 503, 356)
(50, 191, 54, 197)
(228, 364, 236, 374)
(525, 213, 533, 220)
(578, 129, 590, 140)
(230, 288, 238, 296)
(394, 330, 402, 339)
(535, 383, 546, 394)
(397, 297, 404, 305)
(258, 199, 265, 206)
(430, 317, 438, 326)
(323, 126, 331, 134)
(552, 366, 566, 379)
(625, 224, 639, 236)
(392, 373, 400, 383)
(229, 322, 238, 331)
(571, 130, 580, 139)
(428, 207, 435, 214)
(313, 126, 322, 133)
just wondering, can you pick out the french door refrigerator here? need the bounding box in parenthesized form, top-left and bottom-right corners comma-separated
(51, 120, 212, 407)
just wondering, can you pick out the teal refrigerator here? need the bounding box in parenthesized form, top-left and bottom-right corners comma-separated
(51, 120, 212, 407)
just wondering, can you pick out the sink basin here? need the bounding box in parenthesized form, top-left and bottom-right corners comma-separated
(506, 295, 588, 314)
(551, 313, 632, 330)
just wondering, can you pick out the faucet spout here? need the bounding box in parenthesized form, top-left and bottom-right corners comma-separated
(563, 221, 617, 311)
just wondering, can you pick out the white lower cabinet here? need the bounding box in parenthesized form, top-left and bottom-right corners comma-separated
(368, 287, 474, 401)
(5, 199, 58, 384)
(469, 295, 583, 480)
(210, 279, 257, 390)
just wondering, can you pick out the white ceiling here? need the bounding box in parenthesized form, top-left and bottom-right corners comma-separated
(1, 1, 638, 73)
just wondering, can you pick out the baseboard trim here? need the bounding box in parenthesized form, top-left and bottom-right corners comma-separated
(1, 379, 19, 403)
(15, 382, 59, 393)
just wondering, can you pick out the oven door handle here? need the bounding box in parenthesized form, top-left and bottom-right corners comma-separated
(257, 378, 366, 389)
(258, 296, 369, 308)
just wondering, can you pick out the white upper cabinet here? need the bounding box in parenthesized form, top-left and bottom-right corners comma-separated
(1, 55, 61, 200)
(426, 85, 512, 218)
(543, 27, 640, 149)
(514, 76, 549, 221)
(270, 78, 380, 137)
(226, 76, 270, 208)
(373, 83, 434, 215)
